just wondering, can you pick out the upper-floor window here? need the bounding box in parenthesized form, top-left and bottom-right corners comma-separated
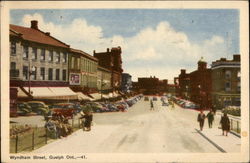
(48, 68, 53, 80)
(32, 47, 37, 60)
(237, 82, 241, 92)
(10, 42, 16, 55)
(23, 66, 28, 80)
(49, 50, 53, 62)
(31, 67, 37, 80)
(225, 82, 231, 91)
(77, 58, 80, 69)
(23, 46, 29, 59)
(63, 69, 67, 81)
(237, 71, 241, 80)
(63, 53, 67, 63)
(10, 62, 16, 70)
(56, 69, 60, 80)
(71, 57, 75, 69)
(55, 52, 60, 63)
(40, 67, 45, 80)
(225, 70, 231, 79)
(40, 49, 45, 61)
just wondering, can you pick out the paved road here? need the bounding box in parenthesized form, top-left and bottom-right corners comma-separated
(34, 97, 228, 153)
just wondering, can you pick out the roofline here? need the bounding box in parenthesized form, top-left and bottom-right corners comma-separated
(70, 48, 98, 62)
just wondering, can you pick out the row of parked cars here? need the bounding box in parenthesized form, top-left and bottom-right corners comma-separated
(15, 94, 144, 118)
(173, 97, 200, 109)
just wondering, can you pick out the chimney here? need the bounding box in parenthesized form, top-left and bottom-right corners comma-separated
(233, 54, 240, 61)
(45, 32, 50, 36)
(220, 58, 227, 61)
(31, 20, 38, 30)
(181, 69, 186, 74)
(107, 48, 110, 52)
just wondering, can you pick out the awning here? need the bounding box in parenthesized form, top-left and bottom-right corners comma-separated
(90, 93, 102, 100)
(23, 87, 78, 100)
(113, 92, 120, 97)
(76, 92, 93, 101)
(17, 87, 29, 98)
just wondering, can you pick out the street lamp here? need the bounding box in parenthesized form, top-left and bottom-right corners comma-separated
(28, 63, 36, 95)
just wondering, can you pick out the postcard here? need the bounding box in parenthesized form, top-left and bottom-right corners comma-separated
(1, 1, 249, 163)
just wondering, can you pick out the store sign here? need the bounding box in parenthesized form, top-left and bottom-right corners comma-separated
(70, 73, 80, 85)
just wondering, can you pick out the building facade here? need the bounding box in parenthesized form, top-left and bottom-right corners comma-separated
(9, 21, 79, 104)
(211, 54, 241, 110)
(93, 47, 123, 91)
(121, 73, 132, 93)
(69, 48, 98, 93)
(178, 69, 191, 100)
(97, 66, 112, 93)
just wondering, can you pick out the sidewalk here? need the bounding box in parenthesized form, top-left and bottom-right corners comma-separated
(196, 127, 241, 153)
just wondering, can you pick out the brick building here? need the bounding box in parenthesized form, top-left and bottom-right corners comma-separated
(93, 47, 123, 91)
(211, 54, 241, 110)
(97, 66, 112, 93)
(178, 69, 191, 100)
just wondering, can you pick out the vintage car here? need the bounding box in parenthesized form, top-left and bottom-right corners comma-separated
(17, 102, 32, 116)
(27, 101, 49, 115)
(49, 103, 76, 118)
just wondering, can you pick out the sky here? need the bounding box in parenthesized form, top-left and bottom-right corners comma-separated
(10, 9, 239, 82)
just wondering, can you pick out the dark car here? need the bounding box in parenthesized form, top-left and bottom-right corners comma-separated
(27, 101, 49, 115)
(17, 102, 32, 116)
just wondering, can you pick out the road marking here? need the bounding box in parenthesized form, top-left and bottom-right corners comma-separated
(195, 129, 226, 153)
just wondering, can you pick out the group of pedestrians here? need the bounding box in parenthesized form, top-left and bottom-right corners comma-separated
(197, 110, 231, 136)
(44, 112, 73, 139)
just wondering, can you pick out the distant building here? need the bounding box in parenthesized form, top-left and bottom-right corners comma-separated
(211, 54, 240, 110)
(121, 73, 132, 93)
(178, 69, 191, 100)
(69, 48, 98, 93)
(93, 47, 123, 91)
(138, 76, 159, 94)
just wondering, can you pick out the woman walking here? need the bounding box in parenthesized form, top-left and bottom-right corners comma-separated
(220, 113, 230, 136)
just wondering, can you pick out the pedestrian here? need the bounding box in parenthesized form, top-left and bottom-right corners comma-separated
(150, 100, 154, 110)
(197, 110, 206, 131)
(220, 112, 230, 136)
(80, 111, 93, 131)
(206, 110, 214, 128)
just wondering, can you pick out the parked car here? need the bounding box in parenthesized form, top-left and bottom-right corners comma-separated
(17, 102, 32, 116)
(27, 101, 49, 115)
(49, 103, 76, 118)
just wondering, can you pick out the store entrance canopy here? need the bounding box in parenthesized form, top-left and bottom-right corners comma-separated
(90, 93, 102, 100)
(76, 92, 94, 101)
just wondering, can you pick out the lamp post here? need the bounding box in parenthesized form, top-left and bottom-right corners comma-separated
(28, 62, 36, 95)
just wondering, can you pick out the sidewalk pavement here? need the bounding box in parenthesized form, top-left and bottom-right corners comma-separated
(196, 127, 241, 153)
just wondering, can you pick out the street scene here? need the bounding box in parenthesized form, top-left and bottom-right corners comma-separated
(7, 7, 244, 157)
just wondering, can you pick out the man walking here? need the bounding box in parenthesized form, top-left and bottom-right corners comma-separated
(197, 110, 206, 131)
(150, 99, 154, 111)
(206, 110, 214, 128)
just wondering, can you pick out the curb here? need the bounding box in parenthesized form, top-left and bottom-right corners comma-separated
(195, 129, 226, 153)
(230, 131, 241, 138)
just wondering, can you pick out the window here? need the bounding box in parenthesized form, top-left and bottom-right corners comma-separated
(63, 53, 67, 63)
(225, 82, 231, 91)
(237, 82, 240, 92)
(32, 47, 37, 60)
(71, 57, 75, 69)
(48, 68, 53, 80)
(55, 52, 60, 63)
(41, 49, 45, 61)
(23, 46, 29, 59)
(225, 70, 231, 79)
(40, 67, 45, 80)
(56, 69, 60, 80)
(31, 67, 37, 80)
(10, 62, 16, 70)
(77, 58, 80, 69)
(10, 42, 16, 55)
(63, 70, 67, 81)
(23, 66, 28, 80)
(237, 71, 241, 81)
(49, 51, 53, 62)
